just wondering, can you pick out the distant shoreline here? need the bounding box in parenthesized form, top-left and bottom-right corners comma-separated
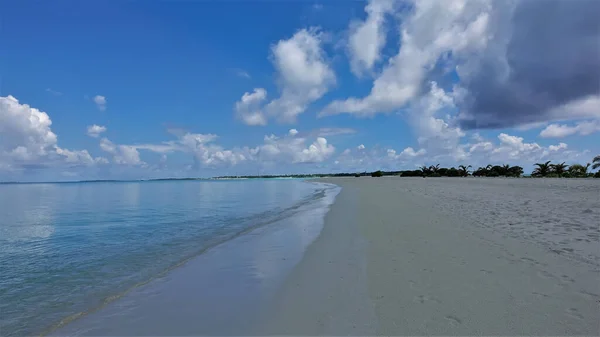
(2, 172, 599, 185)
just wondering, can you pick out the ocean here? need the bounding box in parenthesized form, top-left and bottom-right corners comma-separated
(0, 179, 340, 336)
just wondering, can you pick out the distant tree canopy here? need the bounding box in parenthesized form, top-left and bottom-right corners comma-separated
(371, 170, 384, 177)
(473, 164, 523, 177)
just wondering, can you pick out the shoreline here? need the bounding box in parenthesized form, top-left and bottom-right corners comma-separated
(256, 177, 599, 335)
(47, 181, 340, 336)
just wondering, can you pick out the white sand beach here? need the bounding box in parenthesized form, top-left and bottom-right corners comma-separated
(257, 177, 600, 335)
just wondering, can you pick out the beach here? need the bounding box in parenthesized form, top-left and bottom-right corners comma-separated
(259, 177, 600, 335)
(7, 177, 599, 336)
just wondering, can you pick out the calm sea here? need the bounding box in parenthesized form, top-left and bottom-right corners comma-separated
(0, 179, 339, 336)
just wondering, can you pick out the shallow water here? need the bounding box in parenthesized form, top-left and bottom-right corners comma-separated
(0, 179, 338, 336)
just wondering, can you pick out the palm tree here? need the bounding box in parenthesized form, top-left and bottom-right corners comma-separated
(508, 166, 524, 177)
(593, 155, 600, 170)
(458, 165, 472, 177)
(419, 165, 430, 176)
(429, 164, 441, 174)
(551, 162, 569, 176)
(532, 161, 552, 177)
(568, 163, 590, 177)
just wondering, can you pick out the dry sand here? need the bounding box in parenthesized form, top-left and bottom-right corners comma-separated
(257, 177, 600, 335)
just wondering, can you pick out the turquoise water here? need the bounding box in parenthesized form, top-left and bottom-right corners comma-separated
(0, 179, 333, 336)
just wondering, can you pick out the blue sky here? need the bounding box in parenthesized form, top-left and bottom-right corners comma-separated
(1, 0, 599, 181)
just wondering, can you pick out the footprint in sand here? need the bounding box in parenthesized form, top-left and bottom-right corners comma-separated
(536, 270, 555, 280)
(577, 290, 600, 301)
(414, 294, 441, 304)
(565, 308, 584, 320)
(531, 291, 550, 298)
(444, 315, 462, 326)
(560, 274, 575, 283)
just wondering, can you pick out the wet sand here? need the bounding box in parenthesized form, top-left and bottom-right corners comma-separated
(259, 177, 600, 335)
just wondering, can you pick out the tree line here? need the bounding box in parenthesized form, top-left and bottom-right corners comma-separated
(370, 155, 600, 178)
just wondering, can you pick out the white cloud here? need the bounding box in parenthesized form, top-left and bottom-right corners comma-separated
(357, 144, 365, 150)
(55, 147, 106, 166)
(296, 137, 335, 163)
(407, 82, 467, 162)
(548, 143, 568, 152)
(104, 128, 335, 169)
(234, 69, 251, 79)
(322, 0, 491, 118)
(104, 130, 247, 168)
(0, 95, 105, 171)
(466, 133, 584, 166)
(399, 147, 426, 158)
(322, 0, 599, 130)
(93, 95, 107, 111)
(99, 138, 143, 166)
(313, 127, 356, 137)
(0, 96, 57, 158)
(235, 88, 268, 126)
(176, 133, 248, 167)
(45, 88, 63, 96)
(236, 28, 335, 125)
(258, 132, 335, 164)
(347, 0, 395, 76)
(540, 120, 600, 138)
(86, 124, 107, 138)
(386, 147, 426, 160)
(335, 144, 425, 172)
(333, 130, 588, 173)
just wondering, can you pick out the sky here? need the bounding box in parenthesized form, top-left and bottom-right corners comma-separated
(1, 0, 599, 181)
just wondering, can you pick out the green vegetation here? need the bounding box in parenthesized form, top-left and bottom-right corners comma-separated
(567, 163, 590, 178)
(371, 170, 384, 177)
(593, 155, 600, 170)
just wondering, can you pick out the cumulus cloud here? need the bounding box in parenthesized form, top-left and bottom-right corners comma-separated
(115, 131, 244, 168)
(357, 144, 365, 150)
(257, 132, 335, 164)
(466, 133, 587, 166)
(347, 0, 395, 76)
(89, 125, 339, 171)
(457, 1, 600, 129)
(540, 120, 600, 138)
(334, 144, 426, 172)
(93, 95, 107, 111)
(235, 88, 268, 126)
(86, 124, 107, 138)
(235, 28, 335, 125)
(322, 0, 599, 131)
(0, 96, 57, 158)
(99, 138, 143, 166)
(388, 147, 426, 159)
(0, 95, 106, 171)
(322, 0, 491, 118)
